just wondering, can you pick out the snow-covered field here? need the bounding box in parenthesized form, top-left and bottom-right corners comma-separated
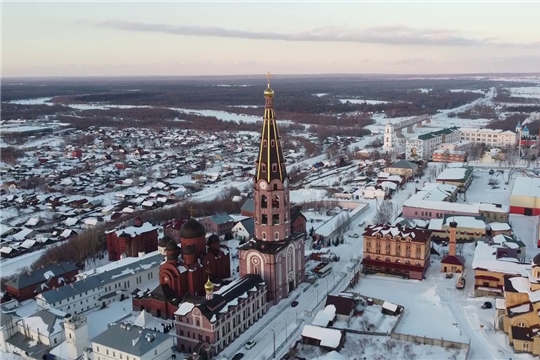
(339, 99, 392, 104)
(333, 303, 399, 333)
(509, 86, 540, 99)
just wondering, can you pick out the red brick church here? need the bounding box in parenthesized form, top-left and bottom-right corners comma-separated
(132, 218, 231, 318)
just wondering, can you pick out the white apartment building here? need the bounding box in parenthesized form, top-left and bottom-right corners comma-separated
(92, 323, 173, 360)
(406, 127, 460, 160)
(460, 128, 517, 147)
(36, 252, 161, 314)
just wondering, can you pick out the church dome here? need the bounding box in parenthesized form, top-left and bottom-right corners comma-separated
(166, 252, 178, 261)
(165, 240, 179, 251)
(533, 253, 540, 266)
(264, 85, 274, 97)
(208, 234, 220, 244)
(159, 236, 172, 247)
(180, 218, 206, 239)
(204, 278, 214, 293)
(183, 245, 196, 255)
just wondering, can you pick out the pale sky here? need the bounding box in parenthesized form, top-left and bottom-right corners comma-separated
(3, 1, 540, 77)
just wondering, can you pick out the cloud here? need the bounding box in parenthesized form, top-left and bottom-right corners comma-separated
(92, 20, 540, 48)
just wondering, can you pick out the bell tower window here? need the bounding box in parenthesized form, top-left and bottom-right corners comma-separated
(261, 163, 266, 172)
(272, 195, 280, 209)
(273, 214, 280, 225)
(263, 139, 268, 147)
(261, 195, 267, 208)
(261, 214, 268, 225)
(273, 184, 278, 191)
(272, 163, 278, 172)
(262, 232, 267, 240)
(274, 232, 280, 240)
(271, 140, 275, 147)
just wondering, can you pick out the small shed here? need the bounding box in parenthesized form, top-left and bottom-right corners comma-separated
(382, 301, 401, 316)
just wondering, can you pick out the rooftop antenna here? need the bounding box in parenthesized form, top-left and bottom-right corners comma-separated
(188, 205, 195, 219)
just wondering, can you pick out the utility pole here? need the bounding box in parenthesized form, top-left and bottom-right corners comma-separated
(271, 329, 276, 359)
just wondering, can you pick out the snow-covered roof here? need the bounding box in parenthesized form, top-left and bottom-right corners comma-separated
(509, 277, 540, 303)
(428, 219, 443, 231)
(312, 305, 336, 327)
(444, 216, 485, 229)
(511, 177, 540, 198)
(489, 222, 511, 231)
(472, 241, 528, 276)
(110, 222, 159, 237)
(301, 324, 342, 348)
(403, 198, 479, 214)
(436, 167, 471, 181)
(382, 301, 398, 312)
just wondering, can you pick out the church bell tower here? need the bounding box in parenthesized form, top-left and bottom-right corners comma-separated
(254, 72, 291, 242)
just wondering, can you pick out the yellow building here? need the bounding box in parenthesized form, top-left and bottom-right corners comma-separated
(501, 255, 540, 355)
(384, 160, 419, 181)
(472, 239, 529, 297)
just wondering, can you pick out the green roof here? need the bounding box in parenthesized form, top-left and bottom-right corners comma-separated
(417, 127, 460, 141)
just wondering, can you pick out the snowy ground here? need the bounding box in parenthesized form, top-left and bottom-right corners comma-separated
(333, 303, 399, 334)
(0, 248, 49, 277)
(294, 333, 468, 360)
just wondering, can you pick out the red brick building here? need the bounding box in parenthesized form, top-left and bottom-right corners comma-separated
(291, 206, 307, 234)
(132, 218, 232, 319)
(163, 218, 187, 243)
(106, 217, 159, 261)
(5, 262, 79, 301)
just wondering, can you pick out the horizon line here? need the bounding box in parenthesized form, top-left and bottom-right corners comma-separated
(4, 71, 540, 81)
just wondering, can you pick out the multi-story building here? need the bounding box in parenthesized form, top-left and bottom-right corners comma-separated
(405, 127, 460, 160)
(200, 212, 235, 237)
(361, 224, 432, 280)
(499, 256, 540, 355)
(106, 217, 159, 261)
(460, 128, 517, 147)
(238, 79, 306, 306)
(91, 323, 174, 360)
(432, 149, 467, 163)
(36, 252, 161, 314)
(5, 261, 79, 301)
(174, 274, 267, 356)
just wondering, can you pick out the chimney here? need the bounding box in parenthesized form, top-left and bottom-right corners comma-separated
(449, 219, 458, 256)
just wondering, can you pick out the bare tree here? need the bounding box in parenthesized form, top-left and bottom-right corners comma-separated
(372, 200, 395, 225)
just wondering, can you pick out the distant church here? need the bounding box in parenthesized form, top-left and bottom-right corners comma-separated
(238, 75, 306, 305)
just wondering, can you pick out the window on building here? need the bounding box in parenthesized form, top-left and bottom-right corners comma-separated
(518, 321, 526, 327)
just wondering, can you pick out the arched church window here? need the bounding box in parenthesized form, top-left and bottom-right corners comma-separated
(254, 266, 259, 275)
(261, 214, 268, 225)
(271, 140, 275, 147)
(273, 183, 278, 191)
(275, 231, 280, 240)
(262, 232, 267, 240)
(272, 195, 280, 209)
(272, 163, 278, 172)
(261, 195, 267, 208)
(261, 163, 266, 172)
(263, 139, 268, 147)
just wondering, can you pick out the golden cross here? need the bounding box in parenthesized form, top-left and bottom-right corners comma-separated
(266, 71, 272, 86)
(189, 206, 195, 218)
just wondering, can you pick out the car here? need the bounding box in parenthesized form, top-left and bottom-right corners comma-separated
(358, 221, 366, 227)
(348, 233, 359, 238)
(291, 300, 299, 307)
(232, 353, 245, 360)
(489, 169, 495, 175)
(244, 341, 256, 350)
(481, 301, 493, 309)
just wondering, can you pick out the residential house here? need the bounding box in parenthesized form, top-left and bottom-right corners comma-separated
(325, 294, 357, 321)
(231, 218, 255, 241)
(200, 213, 234, 237)
(384, 160, 419, 180)
(5, 262, 79, 301)
(240, 198, 255, 218)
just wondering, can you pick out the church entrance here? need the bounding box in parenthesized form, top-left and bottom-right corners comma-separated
(288, 280, 294, 292)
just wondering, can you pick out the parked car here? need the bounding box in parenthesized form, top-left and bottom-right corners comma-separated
(348, 233, 359, 238)
(358, 221, 366, 227)
(245, 341, 256, 350)
(291, 300, 299, 307)
(489, 169, 495, 175)
(482, 301, 492, 309)
(232, 354, 245, 360)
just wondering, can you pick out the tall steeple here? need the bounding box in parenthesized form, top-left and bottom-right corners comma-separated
(254, 73, 291, 242)
(256, 72, 288, 183)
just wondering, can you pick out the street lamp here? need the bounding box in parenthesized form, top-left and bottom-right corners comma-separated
(270, 329, 276, 359)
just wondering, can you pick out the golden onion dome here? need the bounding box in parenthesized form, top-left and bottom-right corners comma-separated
(204, 277, 214, 292)
(264, 85, 274, 97)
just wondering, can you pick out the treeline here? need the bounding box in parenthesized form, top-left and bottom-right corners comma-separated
(0, 146, 26, 165)
(506, 105, 540, 112)
(1, 103, 72, 120)
(485, 113, 532, 132)
(495, 88, 540, 104)
(453, 105, 498, 119)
